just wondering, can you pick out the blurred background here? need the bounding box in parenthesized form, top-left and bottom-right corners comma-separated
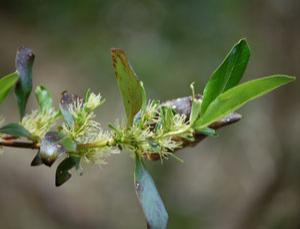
(0, 0, 300, 228)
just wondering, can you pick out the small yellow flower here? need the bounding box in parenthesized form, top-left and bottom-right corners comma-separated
(85, 92, 104, 111)
(21, 109, 59, 139)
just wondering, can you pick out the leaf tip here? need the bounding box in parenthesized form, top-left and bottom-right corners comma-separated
(31, 152, 43, 166)
(111, 48, 127, 70)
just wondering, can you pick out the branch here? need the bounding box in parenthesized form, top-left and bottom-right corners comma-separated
(0, 139, 39, 149)
(0, 96, 242, 161)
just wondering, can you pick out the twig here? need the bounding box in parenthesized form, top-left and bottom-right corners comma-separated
(0, 139, 39, 149)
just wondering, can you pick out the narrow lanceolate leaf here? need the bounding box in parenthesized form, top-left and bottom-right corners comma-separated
(15, 47, 35, 118)
(201, 39, 250, 115)
(189, 83, 202, 125)
(111, 48, 144, 127)
(0, 123, 32, 138)
(39, 131, 66, 167)
(56, 156, 80, 187)
(160, 106, 174, 132)
(0, 72, 19, 104)
(195, 75, 295, 129)
(140, 81, 147, 112)
(190, 99, 202, 126)
(134, 157, 168, 229)
(35, 86, 53, 112)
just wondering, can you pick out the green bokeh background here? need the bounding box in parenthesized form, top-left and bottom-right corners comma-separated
(0, 0, 300, 228)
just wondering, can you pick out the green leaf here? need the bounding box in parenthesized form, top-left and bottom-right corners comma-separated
(195, 75, 295, 129)
(56, 156, 80, 187)
(190, 99, 202, 126)
(15, 47, 35, 118)
(35, 86, 53, 112)
(84, 88, 91, 103)
(195, 127, 216, 136)
(160, 106, 174, 132)
(0, 123, 32, 138)
(141, 81, 147, 112)
(134, 157, 168, 229)
(189, 82, 202, 125)
(0, 72, 19, 104)
(60, 137, 77, 152)
(201, 39, 250, 115)
(39, 132, 66, 167)
(111, 48, 144, 127)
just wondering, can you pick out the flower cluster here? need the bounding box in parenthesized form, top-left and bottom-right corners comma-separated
(61, 92, 119, 165)
(111, 100, 193, 161)
(21, 108, 59, 140)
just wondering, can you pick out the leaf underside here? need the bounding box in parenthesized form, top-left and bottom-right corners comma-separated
(134, 157, 168, 229)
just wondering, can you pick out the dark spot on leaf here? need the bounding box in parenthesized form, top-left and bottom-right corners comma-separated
(135, 182, 143, 193)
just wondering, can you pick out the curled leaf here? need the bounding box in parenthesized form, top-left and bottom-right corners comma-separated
(15, 47, 35, 118)
(35, 86, 53, 112)
(39, 131, 66, 167)
(55, 156, 80, 187)
(31, 151, 43, 166)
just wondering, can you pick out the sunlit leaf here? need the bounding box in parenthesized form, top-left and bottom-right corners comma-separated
(56, 156, 80, 187)
(134, 157, 168, 229)
(15, 47, 35, 118)
(196, 75, 295, 129)
(35, 85, 53, 112)
(0, 123, 32, 138)
(111, 48, 144, 127)
(0, 72, 19, 104)
(201, 39, 250, 115)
